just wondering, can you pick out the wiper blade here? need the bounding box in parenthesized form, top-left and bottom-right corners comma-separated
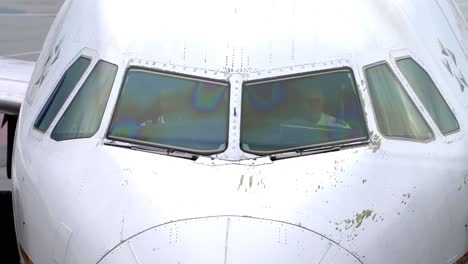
(104, 140, 199, 161)
(268, 140, 369, 161)
(270, 145, 341, 161)
(130, 144, 200, 161)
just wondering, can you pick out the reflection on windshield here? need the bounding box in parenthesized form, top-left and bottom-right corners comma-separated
(241, 69, 368, 154)
(108, 69, 229, 153)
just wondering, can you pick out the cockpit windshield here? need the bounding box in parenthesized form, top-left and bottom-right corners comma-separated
(108, 69, 229, 154)
(241, 69, 368, 154)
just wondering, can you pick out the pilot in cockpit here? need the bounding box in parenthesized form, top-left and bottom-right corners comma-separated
(139, 90, 182, 127)
(289, 87, 350, 129)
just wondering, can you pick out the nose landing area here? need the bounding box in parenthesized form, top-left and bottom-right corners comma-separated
(98, 216, 361, 264)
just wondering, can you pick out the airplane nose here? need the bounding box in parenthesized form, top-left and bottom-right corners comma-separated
(98, 216, 361, 264)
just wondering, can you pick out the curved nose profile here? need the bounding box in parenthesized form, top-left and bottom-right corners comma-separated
(98, 216, 361, 264)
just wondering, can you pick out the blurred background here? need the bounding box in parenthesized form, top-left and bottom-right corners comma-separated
(0, 2, 62, 261)
(0, 0, 63, 61)
(0, 0, 63, 187)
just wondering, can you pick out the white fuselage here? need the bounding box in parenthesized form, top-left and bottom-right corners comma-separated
(10, 0, 468, 263)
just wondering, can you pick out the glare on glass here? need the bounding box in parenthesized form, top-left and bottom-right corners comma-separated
(241, 69, 368, 154)
(108, 69, 230, 154)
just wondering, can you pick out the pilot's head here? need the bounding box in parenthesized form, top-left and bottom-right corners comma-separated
(304, 87, 324, 123)
(158, 89, 173, 113)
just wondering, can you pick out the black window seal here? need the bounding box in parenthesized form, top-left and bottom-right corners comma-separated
(239, 67, 370, 156)
(105, 66, 231, 156)
(33, 55, 92, 134)
(394, 55, 461, 136)
(363, 60, 435, 143)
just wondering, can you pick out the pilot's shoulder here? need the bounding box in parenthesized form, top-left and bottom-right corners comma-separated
(319, 113, 337, 124)
(320, 114, 350, 128)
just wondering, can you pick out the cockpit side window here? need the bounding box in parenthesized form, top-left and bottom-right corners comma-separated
(34, 57, 91, 132)
(396, 58, 460, 135)
(364, 62, 433, 141)
(240, 68, 369, 154)
(51, 60, 118, 141)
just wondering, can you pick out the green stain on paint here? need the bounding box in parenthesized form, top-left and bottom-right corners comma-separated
(237, 175, 244, 191)
(369, 131, 382, 153)
(355, 209, 373, 228)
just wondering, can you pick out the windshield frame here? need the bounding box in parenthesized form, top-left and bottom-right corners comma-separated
(106, 66, 231, 155)
(240, 67, 370, 156)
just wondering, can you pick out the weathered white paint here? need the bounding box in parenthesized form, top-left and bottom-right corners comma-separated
(0, 0, 467, 263)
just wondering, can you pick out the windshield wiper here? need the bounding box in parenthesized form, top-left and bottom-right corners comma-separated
(104, 140, 199, 161)
(269, 141, 367, 161)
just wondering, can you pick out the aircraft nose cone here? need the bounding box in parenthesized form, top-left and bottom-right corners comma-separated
(98, 216, 361, 264)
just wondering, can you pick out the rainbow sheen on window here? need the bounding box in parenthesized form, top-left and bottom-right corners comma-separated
(241, 69, 368, 154)
(247, 82, 287, 112)
(108, 69, 229, 154)
(192, 82, 227, 112)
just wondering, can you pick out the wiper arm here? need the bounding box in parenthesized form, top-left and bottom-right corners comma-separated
(268, 140, 369, 161)
(270, 145, 341, 161)
(104, 140, 199, 161)
(130, 144, 200, 161)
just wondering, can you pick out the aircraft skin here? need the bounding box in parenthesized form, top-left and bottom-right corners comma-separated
(0, 0, 467, 263)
